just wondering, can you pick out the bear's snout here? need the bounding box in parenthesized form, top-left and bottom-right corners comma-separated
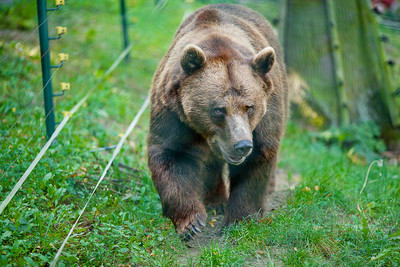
(216, 138, 253, 165)
(212, 114, 254, 165)
(234, 140, 253, 156)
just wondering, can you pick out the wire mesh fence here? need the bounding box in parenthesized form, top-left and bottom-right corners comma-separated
(282, 0, 400, 127)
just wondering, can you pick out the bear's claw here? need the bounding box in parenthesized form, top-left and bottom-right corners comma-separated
(186, 232, 194, 240)
(194, 226, 201, 233)
(198, 219, 205, 227)
(179, 213, 206, 241)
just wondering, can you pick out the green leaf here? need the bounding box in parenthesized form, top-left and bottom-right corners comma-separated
(23, 256, 34, 265)
(43, 172, 53, 182)
(1, 231, 12, 241)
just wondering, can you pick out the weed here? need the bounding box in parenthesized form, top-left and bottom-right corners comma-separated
(315, 122, 386, 163)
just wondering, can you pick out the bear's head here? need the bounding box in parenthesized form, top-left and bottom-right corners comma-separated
(165, 41, 276, 165)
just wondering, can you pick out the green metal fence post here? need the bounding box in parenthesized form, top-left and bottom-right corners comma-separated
(362, 0, 400, 126)
(120, 0, 130, 61)
(37, 0, 55, 138)
(326, 0, 349, 126)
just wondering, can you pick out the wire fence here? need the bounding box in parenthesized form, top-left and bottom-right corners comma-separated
(0, 0, 139, 202)
(0, 0, 34, 25)
(51, 93, 150, 266)
(0, 59, 60, 143)
(0, 4, 57, 65)
(0, 0, 155, 263)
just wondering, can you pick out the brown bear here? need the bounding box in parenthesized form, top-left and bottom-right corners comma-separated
(147, 3, 288, 239)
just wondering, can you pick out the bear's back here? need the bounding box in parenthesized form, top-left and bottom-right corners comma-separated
(174, 4, 283, 63)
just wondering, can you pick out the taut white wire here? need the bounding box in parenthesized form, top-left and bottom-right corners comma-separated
(50, 94, 150, 267)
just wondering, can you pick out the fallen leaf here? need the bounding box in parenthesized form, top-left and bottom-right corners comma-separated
(209, 219, 217, 227)
(261, 216, 273, 225)
(302, 186, 311, 192)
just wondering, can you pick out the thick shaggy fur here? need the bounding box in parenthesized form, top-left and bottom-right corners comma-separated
(147, 4, 288, 238)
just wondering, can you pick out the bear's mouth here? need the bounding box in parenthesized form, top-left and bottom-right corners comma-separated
(223, 153, 246, 165)
(218, 145, 246, 165)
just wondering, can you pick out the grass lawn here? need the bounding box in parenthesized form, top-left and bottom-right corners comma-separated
(1, 0, 399, 265)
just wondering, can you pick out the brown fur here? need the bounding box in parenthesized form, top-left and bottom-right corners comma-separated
(147, 4, 288, 238)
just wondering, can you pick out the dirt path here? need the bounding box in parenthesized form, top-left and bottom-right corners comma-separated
(180, 169, 299, 264)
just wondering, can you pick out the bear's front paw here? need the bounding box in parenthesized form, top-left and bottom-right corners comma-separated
(176, 212, 207, 241)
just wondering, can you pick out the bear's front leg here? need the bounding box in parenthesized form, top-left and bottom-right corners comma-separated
(148, 145, 207, 239)
(225, 154, 277, 225)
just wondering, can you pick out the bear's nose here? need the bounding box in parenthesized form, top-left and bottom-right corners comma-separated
(234, 140, 253, 156)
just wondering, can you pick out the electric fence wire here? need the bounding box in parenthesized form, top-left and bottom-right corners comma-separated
(3, 103, 56, 175)
(0, 0, 34, 25)
(0, 0, 74, 104)
(0, 6, 57, 65)
(1, 1, 134, 160)
(50, 94, 150, 267)
(0, 43, 135, 216)
(0, 1, 149, 262)
(0, 61, 61, 143)
(1, 4, 118, 117)
(0, 96, 84, 215)
(1, 63, 39, 104)
(0, 45, 51, 104)
(1, 0, 126, 105)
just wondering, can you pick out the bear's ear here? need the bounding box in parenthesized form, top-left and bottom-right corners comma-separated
(180, 44, 206, 75)
(253, 47, 275, 75)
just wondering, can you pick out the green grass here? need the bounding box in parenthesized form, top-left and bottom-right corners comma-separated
(1, 0, 399, 266)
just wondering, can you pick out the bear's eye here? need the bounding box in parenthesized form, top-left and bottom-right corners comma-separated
(211, 107, 226, 119)
(246, 106, 255, 115)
